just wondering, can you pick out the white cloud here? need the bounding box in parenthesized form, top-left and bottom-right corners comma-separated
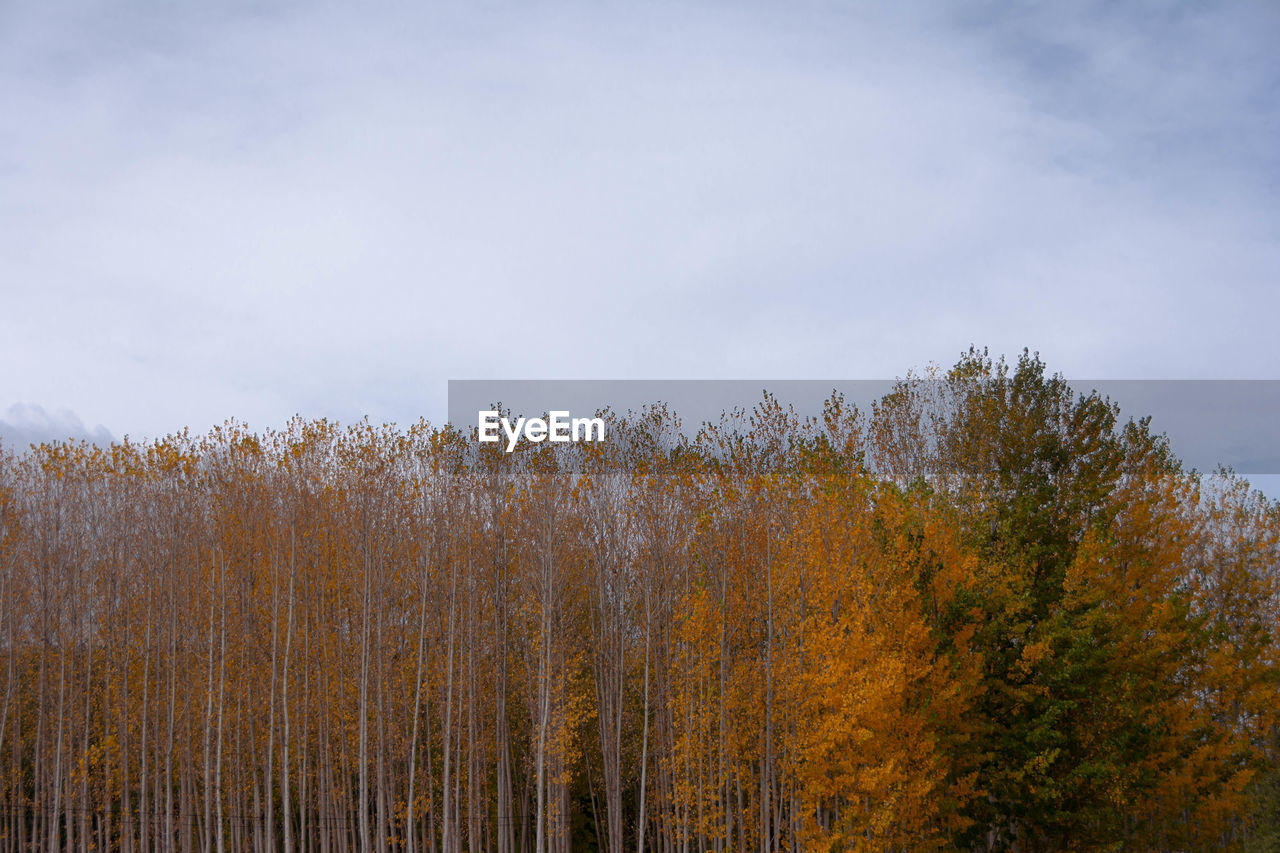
(0, 403, 113, 450)
(1, 1, 1277, 440)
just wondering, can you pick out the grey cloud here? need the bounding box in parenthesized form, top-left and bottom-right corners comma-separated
(0, 1, 1276, 446)
(0, 404, 114, 451)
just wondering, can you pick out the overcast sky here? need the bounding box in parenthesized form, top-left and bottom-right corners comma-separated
(2, 1, 1278, 449)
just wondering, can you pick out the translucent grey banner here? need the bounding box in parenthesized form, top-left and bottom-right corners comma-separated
(447, 379, 1280, 475)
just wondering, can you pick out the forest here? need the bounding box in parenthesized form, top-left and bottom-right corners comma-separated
(0, 351, 1277, 852)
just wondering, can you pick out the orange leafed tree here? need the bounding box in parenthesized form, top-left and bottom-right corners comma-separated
(0, 354, 1276, 852)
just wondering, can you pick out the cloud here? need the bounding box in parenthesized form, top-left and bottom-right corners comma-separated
(0, 404, 114, 451)
(0, 1, 1276, 441)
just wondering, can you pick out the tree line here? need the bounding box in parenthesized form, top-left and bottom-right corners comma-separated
(1, 351, 1277, 852)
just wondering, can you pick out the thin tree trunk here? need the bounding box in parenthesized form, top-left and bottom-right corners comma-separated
(407, 546, 431, 853)
(281, 531, 296, 853)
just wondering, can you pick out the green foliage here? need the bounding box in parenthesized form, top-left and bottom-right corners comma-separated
(1245, 760, 1280, 852)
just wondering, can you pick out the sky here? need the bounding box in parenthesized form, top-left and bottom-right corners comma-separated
(2, 1, 1278, 454)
